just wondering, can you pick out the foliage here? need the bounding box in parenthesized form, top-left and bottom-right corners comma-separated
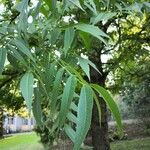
(112, 42, 150, 120)
(0, 0, 150, 149)
(0, 0, 123, 148)
(0, 64, 25, 112)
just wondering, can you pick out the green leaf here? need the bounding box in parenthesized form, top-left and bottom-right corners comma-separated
(64, 124, 76, 142)
(8, 46, 27, 66)
(79, 57, 101, 80)
(93, 93, 101, 126)
(61, 60, 87, 84)
(79, 31, 91, 49)
(69, 0, 84, 11)
(20, 72, 34, 113)
(144, 2, 150, 8)
(51, 68, 64, 112)
(7, 53, 18, 68)
(73, 85, 93, 150)
(40, 5, 48, 18)
(84, 0, 97, 15)
(70, 102, 78, 112)
(91, 84, 122, 131)
(0, 48, 7, 75)
(13, 39, 35, 62)
(15, 0, 29, 12)
(44, 0, 56, 11)
(33, 88, 42, 127)
(79, 57, 90, 80)
(64, 27, 75, 56)
(59, 75, 77, 126)
(67, 112, 77, 124)
(86, 58, 101, 74)
(50, 29, 61, 45)
(44, 62, 57, 89)
(32, 1, 42, 19)
(91, 12, 117, 25)
(15, 0, 29, 31)
(75, 23, 109, 44)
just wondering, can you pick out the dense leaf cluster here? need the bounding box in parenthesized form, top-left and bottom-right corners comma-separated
(0, 0, 150, 149)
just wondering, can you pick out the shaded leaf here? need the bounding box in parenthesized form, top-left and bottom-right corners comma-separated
(64, 27, 75, 56)
(93, 92, 101, 126)
(79, 57, 90, 80)
(13, 39, 35, 62)
(33, 87, 42, 127)
(67, 112, 77, 124)
(84, 0, 97, 15)
(70, 102, 78, 112)
(8, 45, 27, 66)
(64, 124, 76, 142)
(75, 23, 109, 44)
(20, 72, 34, 113)
(73, 85, 93, 150)
(91, 84, 122, 131)
(15, 0, 29, 31)
(79, 57, 100, 80)
(0, 48, 7, 75)
(58, 75, 77, 126)
(44, 0, 56, 11)
(51, 68, 64, 112)
(69, 0, 84, 11)
(91, 12, 117, 25)
(79, 31, 91, 49)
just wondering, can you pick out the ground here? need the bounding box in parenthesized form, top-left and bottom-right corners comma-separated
(111, 137, 150, 150)
(0, 132, 43, 150)
(0, 132, 150, 150)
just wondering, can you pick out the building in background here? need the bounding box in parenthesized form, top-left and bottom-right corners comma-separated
(3, 115, 36, 133)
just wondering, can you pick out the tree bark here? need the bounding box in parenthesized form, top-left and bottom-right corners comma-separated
(91, 96, 110, 150)
(90, 55, 110, 150)
(0, 107, 3, 139)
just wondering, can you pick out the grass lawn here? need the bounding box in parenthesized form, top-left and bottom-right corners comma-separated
(111, 137, 150, 150)
(0, 132, 43, 150)
(0, 132, 150, 150)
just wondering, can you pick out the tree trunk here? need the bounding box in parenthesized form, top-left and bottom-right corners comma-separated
(91, 97, 110, 150)
(90, 57, 110, 150)
(0, 107, 3, 139)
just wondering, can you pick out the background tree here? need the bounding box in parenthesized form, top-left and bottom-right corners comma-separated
(116, 57, 150, 127)
(0, 65, 24, 138)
